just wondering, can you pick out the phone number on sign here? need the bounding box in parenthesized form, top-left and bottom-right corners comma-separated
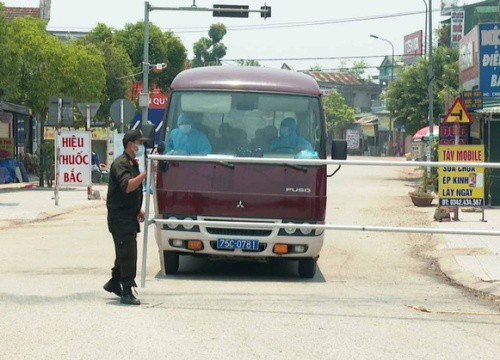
(439, 199, 483, 206)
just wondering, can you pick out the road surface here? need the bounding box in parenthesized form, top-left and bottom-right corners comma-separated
(0, 158, 498, 359)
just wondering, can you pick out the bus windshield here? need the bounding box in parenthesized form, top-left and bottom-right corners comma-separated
(164, 91, 324, 158)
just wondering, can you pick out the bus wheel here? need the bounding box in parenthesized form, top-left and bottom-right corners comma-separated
(298, 258, 316, 278)
(163, 251, 179, 275)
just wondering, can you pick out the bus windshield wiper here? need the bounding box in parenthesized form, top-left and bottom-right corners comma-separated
(286, 163, 308, 172)
(216, 161, 235, 169)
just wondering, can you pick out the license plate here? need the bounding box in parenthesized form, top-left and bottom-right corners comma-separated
(217, 239, 259, 250)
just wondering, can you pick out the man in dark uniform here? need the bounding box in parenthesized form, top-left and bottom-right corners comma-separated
(103, 129, 148, 305)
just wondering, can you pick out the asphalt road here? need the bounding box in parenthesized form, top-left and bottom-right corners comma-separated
(0, 159, 499, 359)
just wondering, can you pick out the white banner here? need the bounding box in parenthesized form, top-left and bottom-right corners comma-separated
(56, 131, 91, 186)
(450, 9, 465, 48)
(346, 129, 360, 150)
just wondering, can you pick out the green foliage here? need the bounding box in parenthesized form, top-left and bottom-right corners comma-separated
(78, 23, 134, 122)
(385, 46, 459, 135)
(339, 60, 369, 79)
(114, 22, 187, 92)
(235, 59, 261, 67)
(309, 64, 322, 71)
(191, 23, 228, 67)
(0, 5, 21, 100)
(323, 90, 356, 137)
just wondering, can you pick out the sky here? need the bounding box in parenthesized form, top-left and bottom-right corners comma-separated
(2, 0, 483, 77)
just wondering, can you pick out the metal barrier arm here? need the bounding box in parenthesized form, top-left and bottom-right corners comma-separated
(154, 219, 500, 237)
(140, 157, 153, 288)
(147, 154, 500, 169)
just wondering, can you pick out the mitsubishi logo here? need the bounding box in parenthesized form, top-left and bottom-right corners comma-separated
(236, 201, 244, 209)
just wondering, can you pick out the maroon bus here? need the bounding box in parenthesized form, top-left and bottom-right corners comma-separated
(154, 66, 344, 278)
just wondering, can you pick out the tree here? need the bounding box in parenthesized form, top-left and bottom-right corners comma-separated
(191, 23, 227, 67)
(323, 90, 356, 137)
(0, 3, 21, 100)
(79, 23, 134, 122)
(308, 64, 322, 71)
(339, 60, 369, 80)
(385, 46, 459, 135)
(114, 22, 187, 92)
(235, 59, 261, 67)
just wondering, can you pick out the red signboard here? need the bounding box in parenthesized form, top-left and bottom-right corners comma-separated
(459, 26, 479, 87)
(130, 83, 169, 109)
(403, 30, 423, 65)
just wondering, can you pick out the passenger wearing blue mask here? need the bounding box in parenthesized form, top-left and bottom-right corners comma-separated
(166, 113, 212, 155)
(269, 117, 313, 153)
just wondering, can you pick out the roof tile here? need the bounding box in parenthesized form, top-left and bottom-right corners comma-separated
(2, 7, 41, 20)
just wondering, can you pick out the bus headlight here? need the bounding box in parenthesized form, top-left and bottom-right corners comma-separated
(284, 223, 296, 234)
(167, 216, 178, 229)
(183, 217, 194, 230)
(300, 225, 312, 235)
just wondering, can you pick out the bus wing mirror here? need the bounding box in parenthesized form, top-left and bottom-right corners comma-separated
(141, 124, 155, 149)
(331, 140, 347, 160)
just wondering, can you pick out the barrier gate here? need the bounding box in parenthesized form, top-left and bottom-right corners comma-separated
(140, 155, 500, 287)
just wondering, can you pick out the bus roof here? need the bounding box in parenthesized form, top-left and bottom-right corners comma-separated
(171, 67, 322, 96)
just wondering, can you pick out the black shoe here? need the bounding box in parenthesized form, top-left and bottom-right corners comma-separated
(103, 279, 122, 297)
(120, 287, 140, 306)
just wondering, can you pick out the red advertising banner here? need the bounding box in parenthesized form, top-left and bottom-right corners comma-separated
(403, 30, 423, 65)
(130, 83, 169, 109)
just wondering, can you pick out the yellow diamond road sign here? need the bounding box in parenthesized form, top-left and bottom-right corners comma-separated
(443, 97, 472, 123)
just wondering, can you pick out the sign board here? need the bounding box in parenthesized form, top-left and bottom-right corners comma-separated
(443, 97, 472, 123)
(403, 30, 423, 65)
(56, 131, 91, 186)
(76, 103, 100, 120)
(110, 99, 136, 126)
(439, 123, 468, 145)
(450, 9, 465, 48)
(461, 90, 483, 111)
(0, 137, 14, 159)
(47, 97, 74, 127)
(438, 145, 485, 206)
(479, 23, 500, 99)
(459, 26, 479, 91)
(213, 4, 249, 18)
(346, 130, 360, 150)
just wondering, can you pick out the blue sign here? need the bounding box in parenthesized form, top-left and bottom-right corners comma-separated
(479, 23, 500, 99)
(461, 90, 483, 111)
(131, 108, 165, 145)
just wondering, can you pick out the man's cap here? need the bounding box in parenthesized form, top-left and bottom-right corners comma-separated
(123, 129, 149, 147)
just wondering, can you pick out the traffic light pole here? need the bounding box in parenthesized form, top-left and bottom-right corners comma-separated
(140, 2, 271, 127)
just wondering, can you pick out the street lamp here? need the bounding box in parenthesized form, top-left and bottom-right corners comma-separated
(370, 34, 394, 154)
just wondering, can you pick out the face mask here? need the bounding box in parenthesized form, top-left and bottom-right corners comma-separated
(179, 124, 191, 134)
(280, 127, 291, 137)
(134, 144, 145, 157)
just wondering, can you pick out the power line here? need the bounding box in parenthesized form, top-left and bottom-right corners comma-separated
(224, 54, 408, 62)
(46, 8, 439, 34)
(174, 9, 439, 33)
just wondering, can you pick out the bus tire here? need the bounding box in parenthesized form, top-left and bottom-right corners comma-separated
(298, 258, 316, 278)
(163, 251, 179, 275)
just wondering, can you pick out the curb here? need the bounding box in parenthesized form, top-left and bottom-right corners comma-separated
(437, 256, 500, 303)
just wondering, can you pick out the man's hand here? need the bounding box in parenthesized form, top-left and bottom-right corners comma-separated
(138, 210, 145, 223)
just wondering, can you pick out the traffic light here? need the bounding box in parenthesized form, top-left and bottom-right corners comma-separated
(261, 5, 271, 19)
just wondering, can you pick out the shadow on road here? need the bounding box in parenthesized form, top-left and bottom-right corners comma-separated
(153, 256, 326, 283)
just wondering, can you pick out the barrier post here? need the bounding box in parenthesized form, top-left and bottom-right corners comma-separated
(140, 156, 153, 288)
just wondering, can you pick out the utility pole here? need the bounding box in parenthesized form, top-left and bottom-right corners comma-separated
(428, 0, 434, 161)
(141, 1, 150, 126)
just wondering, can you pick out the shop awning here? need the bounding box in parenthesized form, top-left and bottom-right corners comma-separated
(0, 101, 31, 116)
